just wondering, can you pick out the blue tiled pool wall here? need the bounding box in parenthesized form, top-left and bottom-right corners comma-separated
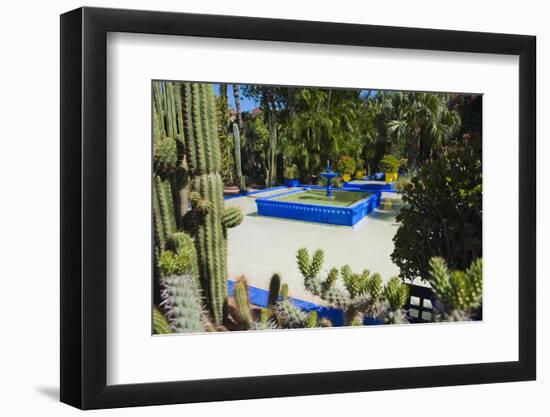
(255, 187, 382, 226)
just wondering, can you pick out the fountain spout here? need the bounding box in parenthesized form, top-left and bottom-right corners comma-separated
(320, 160, 338, 199)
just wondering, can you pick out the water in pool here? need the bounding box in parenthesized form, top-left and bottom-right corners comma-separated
(273, 190, 371, 207)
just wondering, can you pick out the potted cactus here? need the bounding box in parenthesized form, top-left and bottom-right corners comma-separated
(380, 154, 400, 183)
(283, 163, 299, 187)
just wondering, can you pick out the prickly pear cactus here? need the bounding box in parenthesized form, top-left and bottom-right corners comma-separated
(181, 82, 243, 324)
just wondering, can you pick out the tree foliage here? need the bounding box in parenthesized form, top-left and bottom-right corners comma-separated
(391, 137, 482, 281)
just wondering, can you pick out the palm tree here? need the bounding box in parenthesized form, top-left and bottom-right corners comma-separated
(232, 84, 243, 129)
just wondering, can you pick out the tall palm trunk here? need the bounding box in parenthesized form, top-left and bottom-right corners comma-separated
(232, 84, 243, 129)
(267, 109, 278, 187)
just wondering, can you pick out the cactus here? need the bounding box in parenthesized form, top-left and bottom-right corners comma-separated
(165, 232, 200, 287)
(252, 308, 278, 331)
(297, 247, 324, 295)
(296, 248, 410, 326)
(383, 276, 409, 324)
(273, 298, 307, 329)
(159, 273, 206, 333)
(152, 306, 172, 334)
(269, 282, 307, 329)
(181, 82, 243, 325)
(280, 283, 289, 300)
(305, 311, 318, 328)
(341, 266, 370, 299)
(153, 135, 178, 176)
(233, 276, 252, 329)
(267, 274, 281, 307)
(427, 257, 483, 321)
(232, 123, 246, 192)
(384, 277, 409, 311)
(222, 205, 244, 229)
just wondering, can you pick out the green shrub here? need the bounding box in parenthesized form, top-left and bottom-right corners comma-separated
(337, 156, 356, 176)
(391, 144, 482, 281)
(284, 163, 299, 179)
(380, 154, 400, 173)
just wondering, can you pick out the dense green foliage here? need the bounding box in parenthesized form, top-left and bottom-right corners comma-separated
(380, 154, 400, 173)
(392, 139, 482, 281)
(214, 86, 469, 185)
(337, 155, 356, 176)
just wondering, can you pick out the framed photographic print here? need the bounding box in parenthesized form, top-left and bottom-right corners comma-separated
(60, 6, 536, 409)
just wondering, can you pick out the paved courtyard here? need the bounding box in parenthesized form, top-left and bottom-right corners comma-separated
(225, 189, 407, 303)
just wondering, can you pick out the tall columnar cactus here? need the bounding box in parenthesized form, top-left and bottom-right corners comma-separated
(159, 273, 206, 333)
(427, 257, 483, 321)
(181, 83, 243, 324)
(233, 276, 252, 330)
(232, 123, 246, 192)
(152, 82, 189, 254)
(267, 273, 281, 307)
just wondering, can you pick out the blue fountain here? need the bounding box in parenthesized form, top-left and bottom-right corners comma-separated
(320, 160, 338, 199)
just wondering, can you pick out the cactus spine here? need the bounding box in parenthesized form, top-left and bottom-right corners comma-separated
(181, 83, 243, 324)
(232, 123, 246, 192)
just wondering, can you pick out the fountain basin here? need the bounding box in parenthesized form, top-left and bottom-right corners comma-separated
(255, 187, 381, 226)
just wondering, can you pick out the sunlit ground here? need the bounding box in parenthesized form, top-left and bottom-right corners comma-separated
(226, 191, 409, 303)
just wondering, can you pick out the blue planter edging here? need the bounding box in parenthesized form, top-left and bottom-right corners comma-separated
(255, 188, 381, 226)
(284, 178, 300, 187)
(227, 280, 382, 327)
(343, 181, 395, 192)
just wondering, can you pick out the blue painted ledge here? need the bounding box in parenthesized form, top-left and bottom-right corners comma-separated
(255, 188, 381, 227)
(227, 280, 383, 327)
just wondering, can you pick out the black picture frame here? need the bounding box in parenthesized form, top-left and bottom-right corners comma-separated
(60, 6, 536, 410)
